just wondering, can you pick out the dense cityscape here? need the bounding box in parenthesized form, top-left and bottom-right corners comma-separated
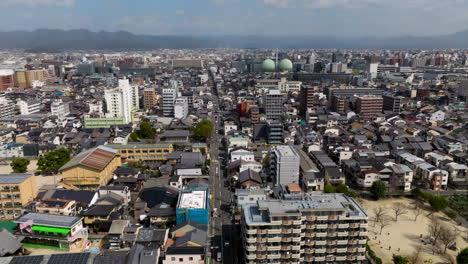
(0, 47, 466, 264)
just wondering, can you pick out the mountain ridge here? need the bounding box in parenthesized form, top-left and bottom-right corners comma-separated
(1, 28, 468, 50)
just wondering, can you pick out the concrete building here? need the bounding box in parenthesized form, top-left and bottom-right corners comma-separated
(17, 100, 41, 115)
(50, 99, 70, 121)
(383, 93, 404, 113)
(355, 95, 383, 121)
(266, 120, 283, 144)
(143, 88, 158, 110)
(299, 85, 317, 117)
(256, 78, 302, 93)
(264, 89, 284, 120)
(174, 97, 189, 119)
(162, 86, 177, 117)
(0, 174, 37, 219)
(0, 96, 16, 119)
(270, 145, 300, 185)
(241, 193, 368, 264)
(331, 95, 348, 114)
(107, 144, 174, 162)
(176, 189, 209, 225)
(104, 79, 139, 123)
(0, 70, 14, 91)
(250, 106, 260, 124)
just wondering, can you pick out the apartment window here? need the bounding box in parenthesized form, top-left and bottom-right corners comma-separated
(179, 258, 183, 262)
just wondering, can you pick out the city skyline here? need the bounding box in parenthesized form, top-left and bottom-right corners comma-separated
(1, 0, 468, 37)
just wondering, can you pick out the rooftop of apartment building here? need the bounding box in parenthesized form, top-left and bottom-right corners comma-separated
(243, 193, 367, 225)
(0, 173, 33, 184)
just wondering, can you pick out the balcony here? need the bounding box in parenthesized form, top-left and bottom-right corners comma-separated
(357, 255, 366, 260)
(304, 249, 314, 254)
(304, 232, 315, 237)
(256, 238, 267, 243)
(281, 229, 292, 234)
(315, 248, 326, 254)
(281, 237, 292, 242)
(315, 240, 326, 246)
(336, 248, 347, 253)
(267, 254, 281, 259)
(306, 216, 316, 221)
(315, 257, 325, 262)
(338, 223, 349, 228)
(281, 245, 292, 251)
(270, 220, 281, 225)
(268, 246, 281, 251)
(256, 246, 267, 251)
(327, 240, 337, 245)
(326, 256, 336, 262)
(347, 247, 357, 253)
(349, 231, 359, 236)
(315, 232, 327, 237)
(256, 254, 267, 259)
(327, 232, 337, 237)
(246, 237, 256, 243)
(359, 231, 368, 236)
(292, 245, 300, 250)
(316, 216, 328, 221)
(292, 229, 301, 233)
(349, 223, 360, 228)
(292, 220, 302, 225)
(349, 240, 358, 245)
(282, 220, 292, 225)
(246, 229, 256, 235)
(336, 256, 347, 261)
(246, 245, 256, 251)
(326, 248, 336, 253)
(246, 254, 256, 260)
(358, 239, 367, 244)
(267, 237, 281, 243)
(304, 257, 314, 262)
(292, 254, 301, 259)
(292, 237, 301, 242)
(358, 247, 366, 253)
(267, 229, 281, 235)
(360, 223, 369, 228)
(337, 232, 349, 237)
(304, 241, 315, 246)
(257, 230, 267, 235)
(328, 215, 338, 221)
(328, 224, 338, 229)
(347, 256, 357, 261)
(305, 224, 316, 229)
(337, 240, 348, 245)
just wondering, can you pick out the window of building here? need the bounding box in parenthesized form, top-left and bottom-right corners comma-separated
(179, 258, 183, 262)
(189, 257, 193, 261)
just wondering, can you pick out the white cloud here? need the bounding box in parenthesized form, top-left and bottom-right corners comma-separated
(0, 0, 75, 7)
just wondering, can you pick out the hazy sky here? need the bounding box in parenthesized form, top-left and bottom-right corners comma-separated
(1, 0, 467, 37)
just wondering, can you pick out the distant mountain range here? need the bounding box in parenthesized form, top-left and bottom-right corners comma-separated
(1, 29, 468, 51)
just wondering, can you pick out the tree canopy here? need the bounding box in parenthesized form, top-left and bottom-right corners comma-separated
(392, 255, 410, 264)
(10, 158, 30, 173)
(193, 120, 213, 141)
(428, 195, 448, 212)
(457, 248, 468, 264)
(371, 181, 387, 200)
(38, 148, 71, 174)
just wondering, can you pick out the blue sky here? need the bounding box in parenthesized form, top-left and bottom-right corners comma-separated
(1, 0, 468, 37)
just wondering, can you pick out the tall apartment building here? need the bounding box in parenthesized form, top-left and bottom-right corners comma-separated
(299, 85, 317, 117)
(162, 84, 177, 117)
(250, 106, 260, 124)
(241, 194, 368, 264)
(0, 174, 37, 219)
(174, 98, 189, 119)
(0, 96, 16, 119)
(143, 88, 158, 110)
(382, 93, 404, 113)
(14, 69, 48, 88)
(355, 95, 383, 121)
(266, 120, 283, 144)
(17, 100, 41, 115)
(264, 89, 284, 120)
(241, 193, 368, 264)
(0, 70, 14, 91)
(105, 79, 139, 123)
(270, 145, 300, 185)
(331, 95, 348, 114)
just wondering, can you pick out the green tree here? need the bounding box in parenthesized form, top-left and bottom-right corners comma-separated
(193, 120, 213, 141)
(428, 195, 448, 212)
(38, 148, 71, 174)
(335, 183, 349, 194)
(138, 122, 156, 139)
(129, 132, 139, 142)
(411, 188, 423, 198)
(393, 255, 410, 264)
(324, 183, 336, 193)
(10, 158, 30, 173)
(370, 181, 387, 200)
(457, 248, 468, 264)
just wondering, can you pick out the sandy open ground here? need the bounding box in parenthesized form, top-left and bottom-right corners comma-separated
(362, 198, 467, 264)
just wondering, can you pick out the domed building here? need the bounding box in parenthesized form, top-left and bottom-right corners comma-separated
(278, 59, 293, 72)
(262, 59, 276, 72)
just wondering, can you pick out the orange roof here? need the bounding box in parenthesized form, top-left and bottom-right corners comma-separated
(287, 183, 302, 193)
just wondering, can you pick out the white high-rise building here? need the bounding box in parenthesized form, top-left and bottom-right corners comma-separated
(17, 100, 41, 115)
(270, 144, 300, 185)
(104, 79, 139, 123)
(162, 81, 178, 117)
(174, 98, 188, 119)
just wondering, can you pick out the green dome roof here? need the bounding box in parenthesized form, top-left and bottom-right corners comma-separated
(278, 59, 293, 72)
(262, 59, 276, 72)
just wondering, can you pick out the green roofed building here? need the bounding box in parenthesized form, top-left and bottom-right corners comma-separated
(14, 213, 88, 251)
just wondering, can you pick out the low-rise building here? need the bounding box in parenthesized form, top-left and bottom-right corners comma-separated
(108, 143, 174, 162)
(0, 173, 37, 219)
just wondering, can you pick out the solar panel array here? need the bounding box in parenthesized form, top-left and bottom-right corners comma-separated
(10, 256, 44, 264)
(48, 253, 90, 264)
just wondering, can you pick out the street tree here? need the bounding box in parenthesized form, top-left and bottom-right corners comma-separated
(412, 206, 424, 221)
(193, 120, 213, 141)
(379, 216, 391, 235)
(392, 202, 408, 222)
(373, 206, 387, 227)
(37, 148, 71, 174)
(427, 217, 444, 246)
(371, 181, 387, 200)
(428, 195, 448, 212)
(10, 158, 30, 173)
(439, 225, 458, 254)
(393, 255, 410, 264)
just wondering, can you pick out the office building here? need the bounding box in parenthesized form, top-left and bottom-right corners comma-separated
(327, 87, 384, 99)
(266, 120, 283, 144)
(105, 79, 139, 123)
(264, 89, 284, 120)
(250, 106, 260, 124)
(270, 145, 300, 185)
(174, 97, 189, 119)
(383, 93, 404, 113)
(0, 70, 14, 91)
(17, 100, 41, 115)
(176, 189, 209, 225)
(356, 95, 383, 121)
(0, 174, 37, 219)
(241, 193, 368, 264)
(143, 88, 158, 110)
(50, 99, 70, 121)
(76, 63, 95, 76)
